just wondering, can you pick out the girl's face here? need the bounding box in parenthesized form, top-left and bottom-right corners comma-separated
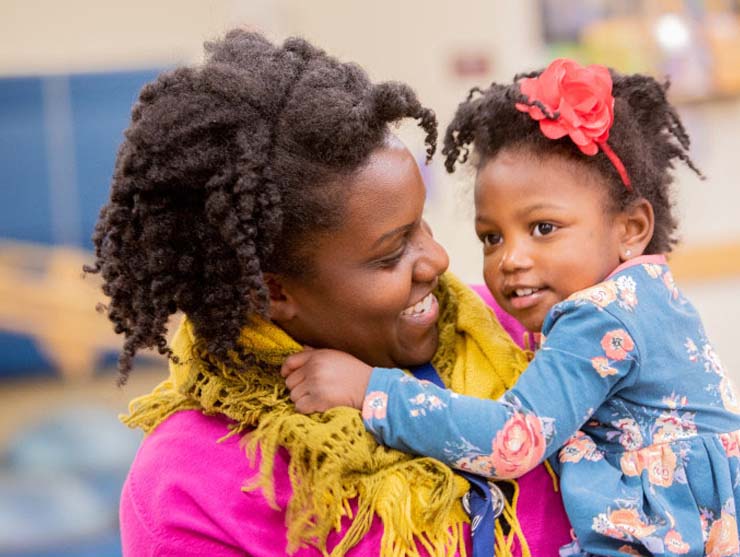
(475, 148, 623, 332)
(274, 138, 450, 368)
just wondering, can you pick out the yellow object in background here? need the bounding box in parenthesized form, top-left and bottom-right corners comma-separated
(0, 241, 146, 380)
(580, 16, 658, 74)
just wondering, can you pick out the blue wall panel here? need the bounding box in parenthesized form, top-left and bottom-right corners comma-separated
(0, 78, 53, 244)
(71, 70, 160, 250)
(0, 70, 163, 377)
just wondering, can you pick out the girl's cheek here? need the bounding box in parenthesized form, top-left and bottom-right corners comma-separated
(483, 256, 498, 277)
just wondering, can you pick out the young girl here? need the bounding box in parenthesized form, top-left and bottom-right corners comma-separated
(283, 59, 740, 556)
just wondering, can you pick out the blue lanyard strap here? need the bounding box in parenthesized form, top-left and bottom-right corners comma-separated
(409, 363, 503, 557)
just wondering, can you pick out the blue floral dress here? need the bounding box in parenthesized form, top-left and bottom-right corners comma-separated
(362, 255, 740, 556)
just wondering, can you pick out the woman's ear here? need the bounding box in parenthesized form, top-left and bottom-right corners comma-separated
(619, 198, 655, 261)
(264, 273, 298, 322)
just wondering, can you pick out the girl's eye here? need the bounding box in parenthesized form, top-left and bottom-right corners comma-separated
(533, 222, 557, 237)
(480, 233, 502, 247)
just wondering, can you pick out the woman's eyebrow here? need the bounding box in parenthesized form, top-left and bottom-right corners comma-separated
(372, 222, 414, 248)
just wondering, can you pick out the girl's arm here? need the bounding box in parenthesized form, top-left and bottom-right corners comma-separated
(363, 302, 640, 479)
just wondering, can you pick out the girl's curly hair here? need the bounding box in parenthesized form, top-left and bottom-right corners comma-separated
(442, 68, 702, 254)
(85, 30, 437, 383)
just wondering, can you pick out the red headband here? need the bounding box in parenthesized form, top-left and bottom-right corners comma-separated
(515, 58, 632, 191)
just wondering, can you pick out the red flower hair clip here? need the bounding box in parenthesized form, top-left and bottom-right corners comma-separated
(515, 58, 632, 191)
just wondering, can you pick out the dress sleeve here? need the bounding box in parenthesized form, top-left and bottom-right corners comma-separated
(362, 301, 640, 479)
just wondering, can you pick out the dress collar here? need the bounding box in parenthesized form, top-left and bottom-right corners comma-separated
(606, 254, 667, 279)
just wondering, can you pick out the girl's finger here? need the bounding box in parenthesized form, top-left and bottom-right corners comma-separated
(284, 369, 305, 391)
(281, 350, 314, 377)
(289, 382, 309, 404)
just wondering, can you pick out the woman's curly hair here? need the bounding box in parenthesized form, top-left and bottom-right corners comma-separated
(85, 30, 437, 382)
(442, 68, 702, 254)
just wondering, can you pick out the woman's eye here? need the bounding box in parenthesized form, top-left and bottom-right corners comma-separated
(533, 223, 557, 237)
(378, 256, 402, 268)
(480, 233, 502, 247)
(377, 248, 405, 268)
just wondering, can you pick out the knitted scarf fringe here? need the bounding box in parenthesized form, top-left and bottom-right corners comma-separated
(122, 273, 530, 556)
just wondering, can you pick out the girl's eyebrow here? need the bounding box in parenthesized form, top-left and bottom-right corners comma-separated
(476, 202, 567, 225)
(515, 202, 568, 218)
(372, 222, 414, 248)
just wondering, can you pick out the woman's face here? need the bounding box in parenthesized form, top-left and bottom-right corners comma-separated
(273, 138, 449, 368)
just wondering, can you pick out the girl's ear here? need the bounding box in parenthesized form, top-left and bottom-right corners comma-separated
(619, 198, 655, 261)
(264, 273, 298, 322)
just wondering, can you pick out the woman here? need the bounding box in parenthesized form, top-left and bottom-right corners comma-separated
(87, 30, 570, 556)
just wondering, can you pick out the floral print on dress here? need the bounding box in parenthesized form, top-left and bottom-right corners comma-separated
(663, 270, 680, 300)
(642, 261, 681, 300)
(693, 335, 740, 415)
(361, 257, 740, 557)
(591, 356, 618, 377)
(592, 505, 663, 548)
(662, 392, 689, 409)
(617, 544, 647, 556)
(600, 329, 635, 361)
(685, 337, 699, 362)
(653, 410, 698, 444)
(568, 280, 618, 308)
(449, 394, 555, 478)
(560, 431, 604, 463)
(664, 530, 691, 554)
(487, 412, 547, 477)
(720, 378, 740, 415)
(362, 391, 388, 422)
(606, 417, 643, 450)
(704, 342, 726, 376)
(619, 444, 680, 487)
(616, 275, 638, 311)
(642, 263, 663, 278)
(704, 505, 739, 557)
(591, 327, 635, 381)
(644, 445, 680, 487)
(450, 438, 499, 477)
(719, 430, 740, 458)
(407, 390, 446, 417)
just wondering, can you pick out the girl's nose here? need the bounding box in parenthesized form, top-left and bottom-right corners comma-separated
(498, 240, 533, 274)
(414, 221, 449, 282)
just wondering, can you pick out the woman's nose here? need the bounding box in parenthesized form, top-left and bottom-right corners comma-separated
(414, 222, 449, 282)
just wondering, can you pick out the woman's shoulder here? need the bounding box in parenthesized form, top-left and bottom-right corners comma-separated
(127, 410, 257, 485)
(137, 409, 242, 451)
(120, 410, 295, 556)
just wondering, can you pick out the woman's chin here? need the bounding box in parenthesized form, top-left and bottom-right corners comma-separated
(392, 328, 439, 368)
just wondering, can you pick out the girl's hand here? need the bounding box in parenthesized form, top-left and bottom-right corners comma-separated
(280, 349, 373, 413)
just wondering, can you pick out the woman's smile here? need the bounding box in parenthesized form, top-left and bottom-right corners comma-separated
(399, 291, 439, 326)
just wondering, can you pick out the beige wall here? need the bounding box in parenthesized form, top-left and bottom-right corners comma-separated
(2, 0, 739, 376)
(0, 0, 234, 73)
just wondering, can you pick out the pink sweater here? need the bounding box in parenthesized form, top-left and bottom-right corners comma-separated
(120, 288, 571, 556)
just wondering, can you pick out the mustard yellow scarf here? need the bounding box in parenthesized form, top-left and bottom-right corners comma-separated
(123, 272, 529, 556)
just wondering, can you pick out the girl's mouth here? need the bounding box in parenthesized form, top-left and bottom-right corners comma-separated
(509, 287, 546, 310)
(513, 287, 540, 297)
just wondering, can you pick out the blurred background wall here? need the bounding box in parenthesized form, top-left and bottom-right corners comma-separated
(1, 1, 739, 555)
